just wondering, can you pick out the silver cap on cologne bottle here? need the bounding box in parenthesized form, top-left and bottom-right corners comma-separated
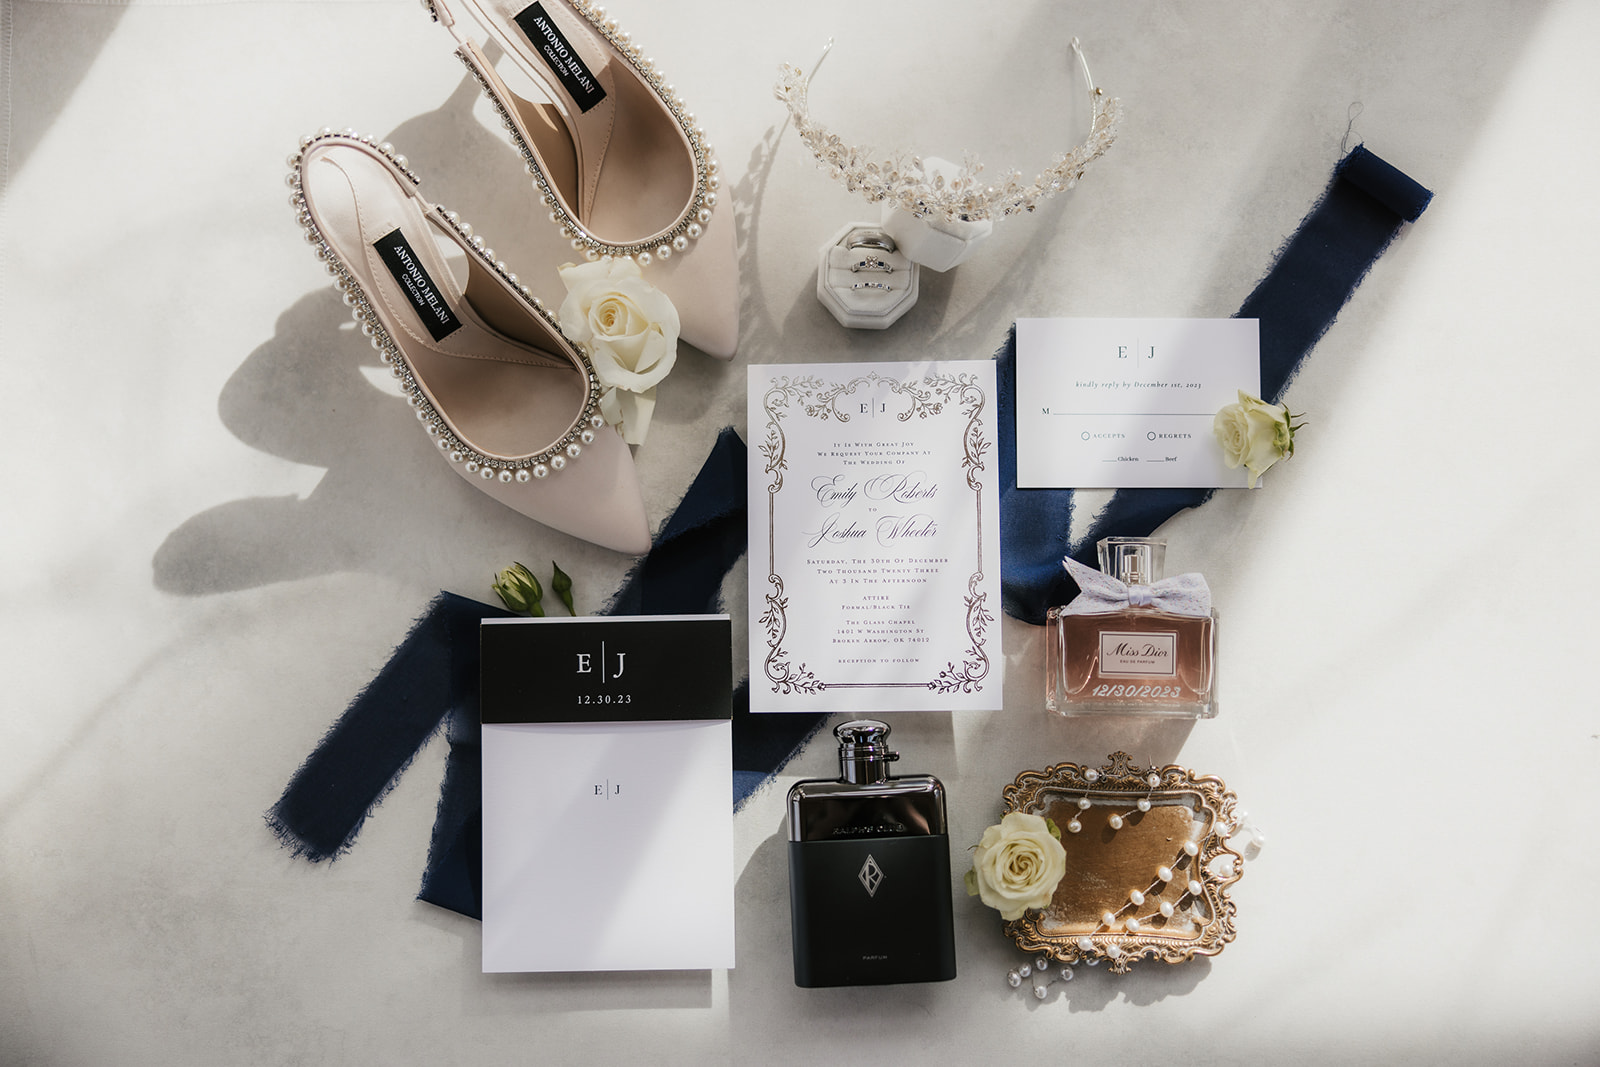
(834, 720, 900, 784)
(1097, 536, 1167, 585)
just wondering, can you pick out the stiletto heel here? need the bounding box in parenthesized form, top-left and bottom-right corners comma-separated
(423, 0, 739, 358)
(287, 130, 652, 554)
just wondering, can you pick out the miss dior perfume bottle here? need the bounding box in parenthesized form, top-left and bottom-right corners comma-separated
(787, 720, 957, 987)
(1044, 537, 1218, 718)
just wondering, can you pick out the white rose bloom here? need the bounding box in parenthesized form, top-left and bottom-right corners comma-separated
(557, 257, 680, 446)
(1213, 390, 1298, 488)
(967, 811, 1068, 921)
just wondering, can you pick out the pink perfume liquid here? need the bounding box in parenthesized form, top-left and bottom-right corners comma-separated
(1045, 606, 1215, 715)
(1043, 537, 1218, 718)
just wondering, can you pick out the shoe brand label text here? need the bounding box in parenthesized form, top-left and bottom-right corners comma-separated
(515, 2, 608, 113)
(373, 228, 462, 342)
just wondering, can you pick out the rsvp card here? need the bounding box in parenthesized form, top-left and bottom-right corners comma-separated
(747, 360, 1002, 713)
(1015, 318, 1261, 488)
(479, 615, 734, 973)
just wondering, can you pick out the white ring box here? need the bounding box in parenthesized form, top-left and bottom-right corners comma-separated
(816, 222, 920, 330)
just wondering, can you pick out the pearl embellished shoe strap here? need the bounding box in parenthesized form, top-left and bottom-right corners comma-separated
(320, 153, 569, 372)
(312, 156, 591, 459)
(430, 0, 721, 264)
(291, 133, 605, 481)
(453, 0, 618, 218)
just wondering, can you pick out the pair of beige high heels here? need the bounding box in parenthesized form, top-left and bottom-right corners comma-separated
(289, 0, 736, 554)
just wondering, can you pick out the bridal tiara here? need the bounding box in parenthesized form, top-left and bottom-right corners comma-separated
(774, 38, 1121, 223)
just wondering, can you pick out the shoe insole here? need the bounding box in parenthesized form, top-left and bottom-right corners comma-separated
(473, 0, 697, 244)
(307, 147, 588, 459)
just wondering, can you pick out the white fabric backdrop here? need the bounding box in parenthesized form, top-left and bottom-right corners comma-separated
(4, 0, 1597, 1062)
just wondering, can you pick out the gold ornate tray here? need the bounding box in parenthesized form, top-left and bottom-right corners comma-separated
(1001, 752, 1245, 973)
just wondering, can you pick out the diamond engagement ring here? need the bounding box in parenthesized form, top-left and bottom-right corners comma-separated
(850, 256, 893, 273)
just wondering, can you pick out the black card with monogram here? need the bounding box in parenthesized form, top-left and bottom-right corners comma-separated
(480, 615, 731, 724)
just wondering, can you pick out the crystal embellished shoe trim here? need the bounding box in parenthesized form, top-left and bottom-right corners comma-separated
(774, 38, 1120, 223)
(433, 0, 721, 266)
(287, 130, 604, 482)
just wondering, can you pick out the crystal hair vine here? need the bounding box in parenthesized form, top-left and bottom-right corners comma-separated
(773, 37, 1120, 223)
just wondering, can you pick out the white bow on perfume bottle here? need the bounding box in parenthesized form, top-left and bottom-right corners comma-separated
(1060, 555, 1212, 617)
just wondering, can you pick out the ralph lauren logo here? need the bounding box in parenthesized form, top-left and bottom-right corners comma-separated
(858, 854, 884, 897)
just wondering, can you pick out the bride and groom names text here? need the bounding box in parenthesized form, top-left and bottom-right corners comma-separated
(805, 471, 940, 549)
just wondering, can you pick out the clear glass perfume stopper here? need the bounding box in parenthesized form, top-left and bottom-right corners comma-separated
(1096, 536, 1167, 585)
(835, 719, 900, 784)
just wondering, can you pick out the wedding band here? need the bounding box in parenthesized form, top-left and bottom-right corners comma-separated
(846, 228, 897, 253)
(850, 256, 893, 274)
(850, 281, 894, 292)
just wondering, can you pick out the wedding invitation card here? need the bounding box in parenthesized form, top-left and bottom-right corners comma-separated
(479, 615, 734, 973)
(1014, 318, 1261, 488)
(747, 360, 1002, 713)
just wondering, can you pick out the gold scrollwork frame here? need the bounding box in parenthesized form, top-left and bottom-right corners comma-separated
(755, 370, 994, 697)
(1001, 752, 1245, 973)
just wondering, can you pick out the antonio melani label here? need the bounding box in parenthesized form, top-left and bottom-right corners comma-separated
(514, 2, 608, 113)
(1098, 631, 1178, 677)
(372, 228, 462, 342)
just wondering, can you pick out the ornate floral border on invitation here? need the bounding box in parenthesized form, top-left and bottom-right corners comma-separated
(754, 368, 994, 701)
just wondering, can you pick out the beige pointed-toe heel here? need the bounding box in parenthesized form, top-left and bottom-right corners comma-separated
(425, 0, 739, 358)
(288, 131, 652, 554)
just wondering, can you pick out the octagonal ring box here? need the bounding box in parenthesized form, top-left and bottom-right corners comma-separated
(878, 156, 994, 272)
(817, 223, 920, 330)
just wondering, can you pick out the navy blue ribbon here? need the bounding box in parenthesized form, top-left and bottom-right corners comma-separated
(999, 144, 1431, 624)
(264, 590, 512, 863)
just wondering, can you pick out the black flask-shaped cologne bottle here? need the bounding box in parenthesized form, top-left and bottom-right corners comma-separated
(787, 720, 957, 987)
